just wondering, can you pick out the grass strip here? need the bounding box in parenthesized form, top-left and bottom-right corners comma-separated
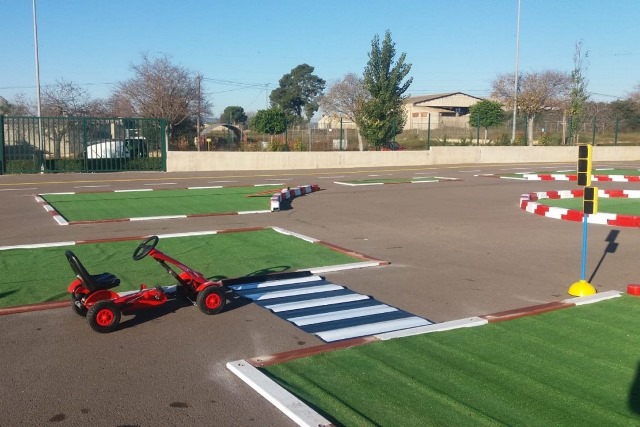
(40, 186, 281, 222)
(0, 229, 360, 308)
(263, 296, 640, 426)
(539, 197, 640, 215)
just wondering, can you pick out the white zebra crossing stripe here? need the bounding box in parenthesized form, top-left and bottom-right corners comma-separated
(265, 293, 370, 313)
(288, 304, 398, 327)
(229, 275, 323, 291)
(315, 317, 431, 342)
(241, 284, 344, 301)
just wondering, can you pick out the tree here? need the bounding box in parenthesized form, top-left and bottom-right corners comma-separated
(356, 31, 412, 150)
(320, 73, 370, 151)
(250, 107, 287, 141)
(4, 93, 33, 115)
(492, 70, 570, 145)
(113, 53, 209, 144)
(220, 106, 248, 127)
(468, 100, 505, 141)
(40, 79, 107, 158)
(269, 64, 325, 124)
(611, 99, 640, 130)
(630, 83, 640, 103)
(568, 42, 590, 144)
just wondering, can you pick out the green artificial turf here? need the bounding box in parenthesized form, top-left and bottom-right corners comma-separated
(0, 229, 361, 308)
(591, 169, 640, 176)
(540, 197, 640, 216)
(264, 296, 640, 426)
(40, 186, 281, 222)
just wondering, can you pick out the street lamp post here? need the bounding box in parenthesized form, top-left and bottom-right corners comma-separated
(32, 0, 44, 172)
(511, 0, 521, 145)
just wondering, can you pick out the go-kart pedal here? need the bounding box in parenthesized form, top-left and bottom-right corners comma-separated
(154, 285, 164, 300)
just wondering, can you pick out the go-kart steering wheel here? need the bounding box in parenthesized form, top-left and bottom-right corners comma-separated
(133, 235, 159, 261)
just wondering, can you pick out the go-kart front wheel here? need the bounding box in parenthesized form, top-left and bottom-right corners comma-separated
(87, 301, 121, 333)
(196, 286, 226, 315)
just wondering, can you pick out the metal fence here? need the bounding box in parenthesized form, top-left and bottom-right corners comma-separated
(196, 112, 640, 152)
(0, 116, 167, 174)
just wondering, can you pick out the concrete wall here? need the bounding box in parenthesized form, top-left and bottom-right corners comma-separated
(166, 146, 640, 172)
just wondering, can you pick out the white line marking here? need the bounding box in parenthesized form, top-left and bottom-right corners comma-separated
(226, 360, 332, 427)
(266, 294, 370, 313)
(143, 182, 177, 186)
(289, 304, 398, 326)
(271, 227, 319, 243)
(243, 284, 344, 301)
(0, 241, 76, 251)
(228, 276, 323, 291)
(129, 215, 187, 221)
(114, 189, 153, 193)
(315, 316, 431, 342)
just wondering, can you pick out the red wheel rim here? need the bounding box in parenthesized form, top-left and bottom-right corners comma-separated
(205, 293, 221, 309)
(96, 308, 115, 326)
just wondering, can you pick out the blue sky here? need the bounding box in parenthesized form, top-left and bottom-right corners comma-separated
(1, 0, 639, 118)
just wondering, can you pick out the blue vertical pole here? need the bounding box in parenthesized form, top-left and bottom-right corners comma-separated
(580, 212, 588, 281)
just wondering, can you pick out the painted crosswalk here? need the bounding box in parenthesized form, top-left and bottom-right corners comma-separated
(226, 272, 432, 342)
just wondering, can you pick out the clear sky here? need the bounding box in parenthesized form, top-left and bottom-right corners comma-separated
(1, 0, 639, 118)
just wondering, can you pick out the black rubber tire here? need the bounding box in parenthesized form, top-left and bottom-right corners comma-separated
(71, 293, 88, 317)
(196, 286, 226, 315)
(87, 301, 121, 333)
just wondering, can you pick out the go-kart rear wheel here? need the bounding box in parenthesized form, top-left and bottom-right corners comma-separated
(196, 286, 225, 315)
(71, 293, 88, 317)
(87, 301, 121, 333)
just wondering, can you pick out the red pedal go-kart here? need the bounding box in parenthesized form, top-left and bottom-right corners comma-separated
(66, 235, 226, 333)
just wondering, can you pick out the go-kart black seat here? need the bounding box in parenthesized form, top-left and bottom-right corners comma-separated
(65, 250, 120, 293)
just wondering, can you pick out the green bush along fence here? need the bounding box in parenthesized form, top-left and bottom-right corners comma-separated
(0, 116, 167, 174)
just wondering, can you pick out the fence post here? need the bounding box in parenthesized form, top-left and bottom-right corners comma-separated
(591, 116, 596, 145)
(568, 116, 573, 145)
(614, 118, 619, 145)
(476, 114, 480, 146)
(426, 113, 431, 150)
(161, 119, 168, 172)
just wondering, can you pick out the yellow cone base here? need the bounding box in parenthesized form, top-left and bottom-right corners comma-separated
(568, 280, 597, 297)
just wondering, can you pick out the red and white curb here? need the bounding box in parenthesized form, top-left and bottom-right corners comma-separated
(516, 173, 640, 182)
(227, 290, 622, 427)
(520, 189, 640, 227)
(270, 184, 320, 211)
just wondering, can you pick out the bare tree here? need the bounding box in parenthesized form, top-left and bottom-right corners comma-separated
(113, 53, 209, 143)
(630, 83, 640, 103)
(39, 79, 105, 158)
(319, 73, 370, 151)
(492, 70, 570, 144)
(568, 42, 589, 144)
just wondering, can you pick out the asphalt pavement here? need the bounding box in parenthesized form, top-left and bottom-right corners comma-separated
(2, 162, 640, 426)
